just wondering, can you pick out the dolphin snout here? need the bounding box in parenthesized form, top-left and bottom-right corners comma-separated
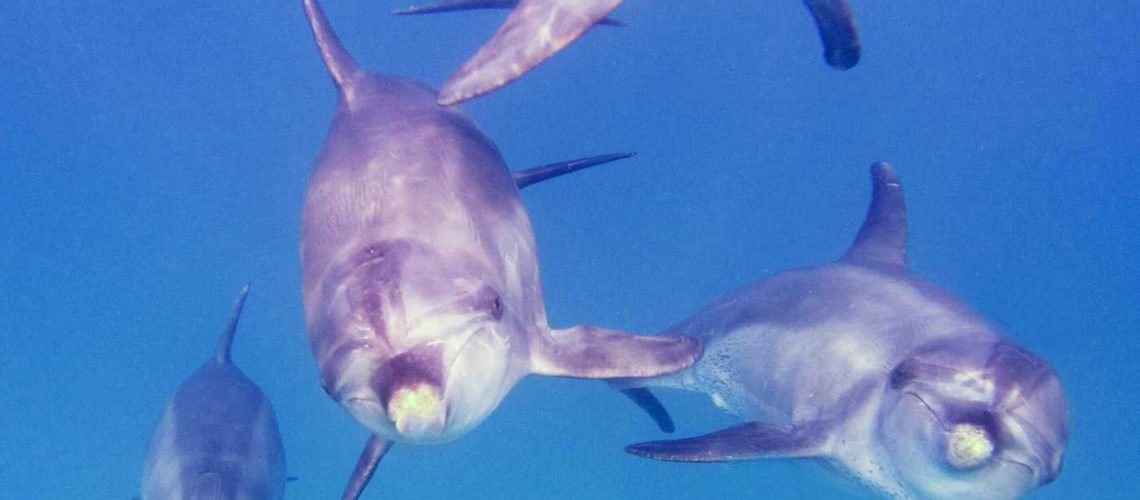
(373, 344, 448, 439)
(387, 383, 446, 438)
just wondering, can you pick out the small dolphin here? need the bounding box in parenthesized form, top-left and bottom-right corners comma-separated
(394, 0, 862, 105)
(141, 285, 287, 500)
(617, 163, 1068, 499)
(299, 1, 700, 497)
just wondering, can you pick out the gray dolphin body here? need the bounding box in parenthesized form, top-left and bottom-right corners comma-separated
(299, 1, 700, 497)
(619, 163, 1068, 499)
(395, 0, 861, 104)
(141, 285, 287, 500)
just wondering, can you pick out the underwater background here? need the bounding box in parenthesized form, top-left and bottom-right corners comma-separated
(1, 1, 1137, 498)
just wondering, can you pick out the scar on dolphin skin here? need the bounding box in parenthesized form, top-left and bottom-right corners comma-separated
(393, 0, 861, 105)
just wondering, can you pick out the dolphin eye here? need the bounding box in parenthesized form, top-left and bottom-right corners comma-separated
(473, 285, 503, 319)
(491, 294, 503, 319)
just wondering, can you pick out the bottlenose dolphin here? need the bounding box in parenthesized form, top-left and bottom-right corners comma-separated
(299, 1, 700, 497)
(617, 163, 1068, 499)
(141, 285, 287, 500)
(394, 0, 862, 105)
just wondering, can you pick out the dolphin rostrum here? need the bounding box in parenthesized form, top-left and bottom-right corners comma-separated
(141, 284, 287, 500)
(394, 0, 862, 105)
(617, 163, 1068, 499)
(298, 1, 701, 497)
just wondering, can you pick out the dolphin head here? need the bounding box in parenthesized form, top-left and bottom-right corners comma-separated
(315, 240, 523, 444)
(877, 339, 1068, 499)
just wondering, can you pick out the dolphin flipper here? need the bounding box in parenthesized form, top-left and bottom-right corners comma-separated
(341, 435, 394, 500)
(625, 421, 829, 462)
(529, 326, 701, 379)
(621, 388, 675, 433)
(395, 0, 518, 14)
(802, 0, 861, 70)
(513, 152, 634, 188)
(394, 0, 626, 26)
(436, 0, 624, 105)
(839, 161, 907, 268)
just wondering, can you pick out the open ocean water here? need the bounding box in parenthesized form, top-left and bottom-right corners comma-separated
(1, 1, 1137, 498)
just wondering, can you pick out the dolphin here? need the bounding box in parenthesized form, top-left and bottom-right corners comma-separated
(141, 285, 287, 500)
(616, 163, 1068, 499)
(393, 0, 862, 105)
(298, 1, 701, 497)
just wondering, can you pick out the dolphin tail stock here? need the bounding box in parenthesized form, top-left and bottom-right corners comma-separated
(341, 435, 395, 500)
(512, 152, 634, 189)
(801, 0, 861, 70)
(528, 325, 702, 380)
(436, 0, 625, 105)
(393, 0, 627, 27)
(303, 0, 365, 93)
(215, 283, 251, 364)
(839, 161, 907, 268)
(625, 420, 831, 462)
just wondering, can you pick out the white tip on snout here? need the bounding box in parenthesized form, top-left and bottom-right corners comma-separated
(388, 384, 446, 438)
(946, 423, 995, 469)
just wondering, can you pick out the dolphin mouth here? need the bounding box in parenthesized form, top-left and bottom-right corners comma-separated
(347, 396, 381, 405)
(440, 327, 486, 414)
(997, 457, 1037, 483)
(903, 392, 1049, 486)
(902, 391, 945, 427)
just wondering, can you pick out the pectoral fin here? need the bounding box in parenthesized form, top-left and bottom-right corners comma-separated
(436, 0, 624, 105)
(625, 421, 829, 462)
(341, 435, 394, 500)
(513, 152, 634, 188)
(394, 0, 626, 26)
(620, 388, 675, 433)
(529, 326, 701, 379)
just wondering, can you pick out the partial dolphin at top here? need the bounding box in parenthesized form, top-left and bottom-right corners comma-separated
(394, 0, 862, 105)
(141, 284, 287, 500)
(299, 1, 700, 497)
(615, 163, 1068, 499)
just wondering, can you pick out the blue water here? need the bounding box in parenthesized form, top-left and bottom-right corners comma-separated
(1, 1, 1136, 498)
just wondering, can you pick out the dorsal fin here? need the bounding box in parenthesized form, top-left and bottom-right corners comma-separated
(303, 0, 364, 95)
(215, 283, 251, 364)
(840, 161, 907, 267)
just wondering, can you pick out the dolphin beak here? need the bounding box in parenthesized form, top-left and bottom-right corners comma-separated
(387, 382, 446, 438)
